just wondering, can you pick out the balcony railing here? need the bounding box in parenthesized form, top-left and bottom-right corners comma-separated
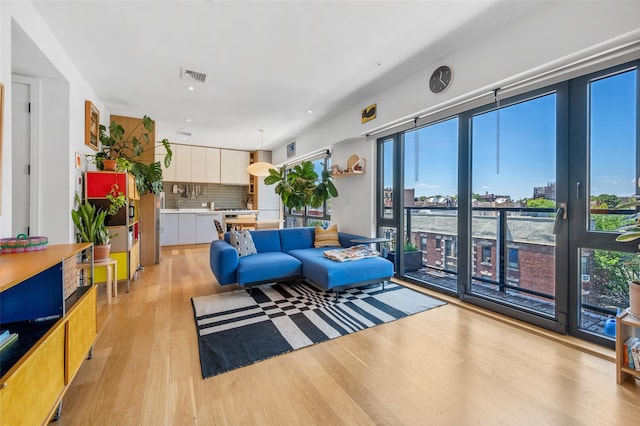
(393, 205, 635, 335)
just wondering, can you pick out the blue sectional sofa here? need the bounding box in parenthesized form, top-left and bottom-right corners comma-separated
(209, 227, 394, 292)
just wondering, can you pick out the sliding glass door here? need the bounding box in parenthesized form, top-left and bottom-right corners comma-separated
(377, 59, 639, 345)
(466, 89, 567, 331)
(401, 118, 459, 293)
(568, 63, 639, 343)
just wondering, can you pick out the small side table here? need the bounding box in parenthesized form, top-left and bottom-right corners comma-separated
(78, 257, 118, 305)
(350, 237, 391, 257)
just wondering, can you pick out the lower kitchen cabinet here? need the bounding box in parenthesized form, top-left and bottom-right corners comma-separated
(178, 214, 197, 245)
(161, 212, 221, 246)
(161, 213, 179, 246)
(196, 213, 217, 244)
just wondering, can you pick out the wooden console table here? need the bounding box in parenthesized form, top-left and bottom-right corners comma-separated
(0, 243, 97, 424)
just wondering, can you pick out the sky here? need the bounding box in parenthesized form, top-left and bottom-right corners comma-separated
(397, 68, 637, 201)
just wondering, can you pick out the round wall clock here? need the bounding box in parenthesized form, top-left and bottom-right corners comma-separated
(429, 65, 452, 93)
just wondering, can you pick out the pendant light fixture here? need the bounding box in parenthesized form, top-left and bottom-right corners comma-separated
(246, 129, 275, 177)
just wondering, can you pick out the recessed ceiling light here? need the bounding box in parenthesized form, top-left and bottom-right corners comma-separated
(187, 86, 195, 91)
(186, 118, 192, 122)
(307, 110, 313, 114)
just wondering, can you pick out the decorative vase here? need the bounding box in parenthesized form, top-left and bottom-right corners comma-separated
(630, 280, 640, 319)
(102, 159, 117, 171)
(94, 244, 111, 261)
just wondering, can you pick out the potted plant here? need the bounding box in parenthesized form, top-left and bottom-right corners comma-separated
(86, 115, 172, 196)
(264, 160, 338, 210)
(385, 241, 423, 272)
(71, 194, 115, 261)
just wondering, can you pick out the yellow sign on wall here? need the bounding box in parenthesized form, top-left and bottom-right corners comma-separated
(361, 103, 377, 124)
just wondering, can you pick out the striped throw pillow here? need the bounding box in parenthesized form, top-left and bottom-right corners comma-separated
(314, 224, 340, 248)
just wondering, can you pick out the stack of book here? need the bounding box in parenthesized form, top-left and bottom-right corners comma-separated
(623, 336, 640, 370)
(0, 329, 18, 353)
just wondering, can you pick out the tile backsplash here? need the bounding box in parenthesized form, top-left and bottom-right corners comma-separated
(162, 182, 250, 210)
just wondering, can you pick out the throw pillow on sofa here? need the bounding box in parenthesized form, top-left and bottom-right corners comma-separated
(230, 229, 257, 257)
(314, 224, 340, 248)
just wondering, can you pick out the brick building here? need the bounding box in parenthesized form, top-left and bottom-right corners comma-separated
(406, 212, 556, 297)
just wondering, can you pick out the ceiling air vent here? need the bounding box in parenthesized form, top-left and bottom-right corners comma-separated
(180, 67, 207, 83)
(177, 129, 192, 136)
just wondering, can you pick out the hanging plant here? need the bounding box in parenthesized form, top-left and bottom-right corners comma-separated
(105, 183, 127, 216)
(264, 160, 338, 210)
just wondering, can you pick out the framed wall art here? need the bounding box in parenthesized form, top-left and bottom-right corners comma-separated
(85, 100, 100, 151)
(287, 141, 296, 158)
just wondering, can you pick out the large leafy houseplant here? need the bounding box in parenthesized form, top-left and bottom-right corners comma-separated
(264, 161, 338, 210)
(87, 115, 172, 195)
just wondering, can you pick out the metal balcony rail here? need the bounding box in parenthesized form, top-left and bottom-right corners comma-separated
(396, 205, 635, 318)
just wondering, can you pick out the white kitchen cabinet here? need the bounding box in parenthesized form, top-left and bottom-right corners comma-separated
(175, 144, 192, 182)
(196, 214, 217, 243)
(178, 213, 197, 245)
(156, 143, 176, 181)
(206, 147, 221, 183)
(161, 213, 179, 246)
(220, 149, 235, 184)
(168, 145, 221, 183)
(220, 149, 250, 185)
(191, 146, 207, 182)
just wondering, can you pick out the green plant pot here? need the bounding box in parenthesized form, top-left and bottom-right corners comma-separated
(385, 251, 423, 272)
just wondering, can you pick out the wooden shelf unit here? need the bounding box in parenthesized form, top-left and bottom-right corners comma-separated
(85, 171, 140, 290)
(616, 310, 640, 384)
(332, 170, 366, 178)
(0, 243, 96, 424)
(331, 155, 366, 177)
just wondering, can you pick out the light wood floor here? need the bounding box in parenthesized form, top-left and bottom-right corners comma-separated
(59, 245, 640, 425)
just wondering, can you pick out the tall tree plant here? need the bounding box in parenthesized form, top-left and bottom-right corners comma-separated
(264, 161, 338, 210)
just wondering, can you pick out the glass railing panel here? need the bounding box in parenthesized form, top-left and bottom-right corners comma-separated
(469, 208, 556, 318)
(402, 207, 458, 292)
(579, 247, 637, 338)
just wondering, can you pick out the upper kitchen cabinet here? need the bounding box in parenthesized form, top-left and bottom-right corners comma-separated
(175, 144, 192, 182)
(165, 144, 221, 183)
(205, 147, 221, 183)
(156, 142, 176, 181)
(191, 146, 207, 182)
(220, 149, 250, 185)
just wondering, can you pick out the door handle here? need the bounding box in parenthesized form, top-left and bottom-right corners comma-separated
(552, 202, 567, 235)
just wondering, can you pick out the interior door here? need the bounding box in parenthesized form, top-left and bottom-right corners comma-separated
(11, 81, 31, 236)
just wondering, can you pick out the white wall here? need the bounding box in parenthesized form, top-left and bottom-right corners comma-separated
(330, 138, 374, 238)
(271, 1, 640, 236)
(0, 1, 108, 242)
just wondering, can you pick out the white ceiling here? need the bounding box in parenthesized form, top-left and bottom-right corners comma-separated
(27, 0, 536, 150)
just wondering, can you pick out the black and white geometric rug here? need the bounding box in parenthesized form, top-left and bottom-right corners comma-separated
(191, 280, 445, 379)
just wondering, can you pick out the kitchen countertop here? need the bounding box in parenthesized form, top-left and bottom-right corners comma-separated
(161, 209, 259, 214)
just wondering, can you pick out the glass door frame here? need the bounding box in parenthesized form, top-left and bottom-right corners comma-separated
(459, 84, 570, 334)
(567, 60, 640, 346)
(376, 59, 640, 346)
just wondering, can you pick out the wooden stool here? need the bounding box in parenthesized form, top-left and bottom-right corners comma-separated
(79, 257, 118, 304)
